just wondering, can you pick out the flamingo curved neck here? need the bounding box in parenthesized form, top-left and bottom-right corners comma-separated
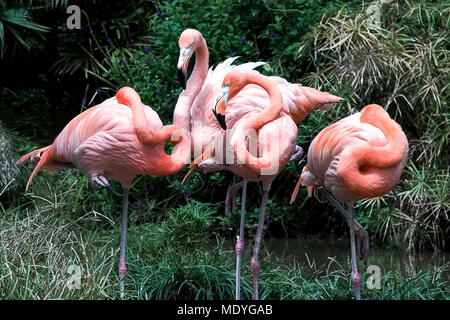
(173, 36, 209, 132)
(357, 105, 408, 168)
(117, 87, 168, 144)
(338, 105, 408, 199)
(149, 129, 191, 176)
(116, 87, 190, 175)
(230, 75, 283, 172)
(242, 75, 283, 131)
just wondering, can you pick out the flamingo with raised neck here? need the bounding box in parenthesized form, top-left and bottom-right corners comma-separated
(175, 28, 343, 300)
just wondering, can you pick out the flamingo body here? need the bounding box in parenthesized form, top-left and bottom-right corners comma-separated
(174, 29, 342, 162)
(175, 29, 342, 300)
(291, 104, 408, 300)
(226, 77, 341, 126)
(188, 57, 266, 156)
(301, 104, 408, 203)
(189, 62, 341, 160)
(18, 94, 188, 190)
(201, 102, 299, 183)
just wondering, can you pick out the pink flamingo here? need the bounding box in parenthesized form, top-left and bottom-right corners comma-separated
(206, 69, 341, 300)
(175, 29, 342, 299)
(290, 104, 408, 300)
(17, 87, 190, 298)
(209, 70, 297, 300)
(175, 29, 342, 154)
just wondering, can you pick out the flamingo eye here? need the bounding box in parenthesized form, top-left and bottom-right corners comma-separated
(225, 81, 231, 87)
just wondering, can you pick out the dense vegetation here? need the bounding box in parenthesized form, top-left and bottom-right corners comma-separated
(0, 0, 448, 299)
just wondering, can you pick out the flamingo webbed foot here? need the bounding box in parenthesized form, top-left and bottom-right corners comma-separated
(30, 152, 42, 167)
(289, 145, 303, 161)
(225, 181, 244, 216)
(91, 175, 110, 187)
(355, 226, 370, 264)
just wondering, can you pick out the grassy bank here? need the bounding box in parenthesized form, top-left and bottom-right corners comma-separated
(1, 186, 448, 299)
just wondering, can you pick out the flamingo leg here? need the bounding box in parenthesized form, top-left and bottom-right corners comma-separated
(119, 188, 129, 299)
(225, 180, 244, 216)
(321, 190, 362, 300)
(346, 205, 362, 300)
(321, 189, 370, 261)
(251, 184, 270, 300)
(235, 179, 247, 300)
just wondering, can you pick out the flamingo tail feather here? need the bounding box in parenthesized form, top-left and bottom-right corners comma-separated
(17, 146, 52, 191)
(289, 176, 303, 204)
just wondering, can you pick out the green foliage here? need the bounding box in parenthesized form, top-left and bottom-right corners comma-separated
(126, 201, 218, 256)
(1, 192, 448, 299)
(50, 0, 158, 78)
(0, 1, 51, 57)
(0, 88, 53, 139)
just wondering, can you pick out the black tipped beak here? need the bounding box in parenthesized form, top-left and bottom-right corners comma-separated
(178, 68, 187, 90)
(212, 109, 227, 130)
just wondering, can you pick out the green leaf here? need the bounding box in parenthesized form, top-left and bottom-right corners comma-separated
(0, 21, 4, 55)
(0, 8, 50, 32)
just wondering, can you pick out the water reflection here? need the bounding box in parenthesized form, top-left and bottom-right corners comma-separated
(227, 238, 450, 280)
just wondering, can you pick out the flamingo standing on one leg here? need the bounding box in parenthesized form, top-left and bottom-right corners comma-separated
(17, 87, 190, 299)
(174, 28, 342, 300)
(290, 104, 408, 300)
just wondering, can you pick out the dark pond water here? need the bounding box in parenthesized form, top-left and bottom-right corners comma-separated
(227, 238, 450, 280)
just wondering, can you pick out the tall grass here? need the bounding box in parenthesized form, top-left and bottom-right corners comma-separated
(0, 130, 18, 197)
(1, 181, 448, 299)
(3, 126, 446, 299)
(0, 196, 118, 299)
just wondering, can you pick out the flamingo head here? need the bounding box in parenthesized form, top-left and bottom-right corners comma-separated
(177, 29, 202, 89)
(213, 70, 250, 130)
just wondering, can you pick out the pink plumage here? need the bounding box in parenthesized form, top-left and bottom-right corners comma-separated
(173, 29, 342, 163)
(290, 104, 408, 300)
(175, 29, 342, 300)
(18, 90, 189, 190)
(298, 104, 408, 203)
(17, 87, 190, 298)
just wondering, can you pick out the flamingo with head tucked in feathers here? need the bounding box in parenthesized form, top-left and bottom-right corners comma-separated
(17, 87, 190, 298)
(174, 29, 343, 299)
(290, 104, 408, 300)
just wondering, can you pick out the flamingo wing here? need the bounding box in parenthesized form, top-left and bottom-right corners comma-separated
(18, 98, 165, 190)
(225, 75, 342, 125)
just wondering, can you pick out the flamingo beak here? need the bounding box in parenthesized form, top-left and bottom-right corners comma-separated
(212, 85, 229, 130)
(177, 46, 193, 90)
